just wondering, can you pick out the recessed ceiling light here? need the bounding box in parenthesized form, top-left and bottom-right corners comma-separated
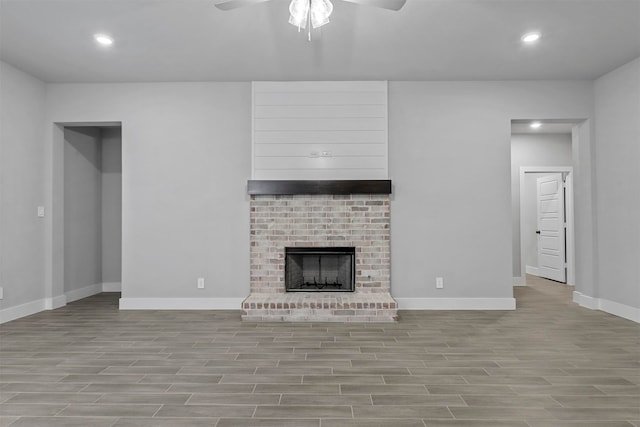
(530, 121, 542, 129)
(94, 34, 113, 46)
(521, 32, 541, 43)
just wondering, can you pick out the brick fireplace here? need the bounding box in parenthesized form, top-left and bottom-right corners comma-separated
(242, 188, 398, 322)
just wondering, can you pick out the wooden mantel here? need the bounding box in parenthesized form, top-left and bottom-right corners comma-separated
(247, 180, 392, 195)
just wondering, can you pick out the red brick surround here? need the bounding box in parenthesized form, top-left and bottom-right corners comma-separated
(242, 194, 397, 322)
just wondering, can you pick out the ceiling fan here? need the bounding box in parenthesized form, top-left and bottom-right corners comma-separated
(215, 0, 407, 40)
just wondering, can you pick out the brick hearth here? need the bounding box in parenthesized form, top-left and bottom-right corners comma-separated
(243, 194, 397, 322)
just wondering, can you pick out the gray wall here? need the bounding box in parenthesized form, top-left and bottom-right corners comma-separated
(7, 57, 636, 317)
(46, 83, 251, 300)
(511, 133, 573, 277)
(0, 61, 46, 310)
(101, 127, 122, 284)
(44, 81, 593, 302)
(387, 82, 591, 298)
(594, 57, 640, 309)
(64, 127, 102, 294)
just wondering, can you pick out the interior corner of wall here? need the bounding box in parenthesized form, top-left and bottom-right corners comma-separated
(45, 294, 67, 310)
(512, 276, 526, 286)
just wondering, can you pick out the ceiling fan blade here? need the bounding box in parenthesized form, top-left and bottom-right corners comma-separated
(341, 0, 407, 11)
(215, 0, 273, 11)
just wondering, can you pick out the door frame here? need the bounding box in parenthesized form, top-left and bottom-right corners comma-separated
(519, 166, 574, 286)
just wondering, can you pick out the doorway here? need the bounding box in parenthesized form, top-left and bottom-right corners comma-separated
(511, 120, 576, 287)
(61, 124, 122, 303)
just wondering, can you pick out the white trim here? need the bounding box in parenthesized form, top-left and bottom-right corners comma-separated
(102, 282, 122, 292)
(396, 298, 516, 310)
(599, 299, 640, 323)
(65, 283, 102, 303)
(573, 290, 598, 309)
(0, 294, 67, 324)
(384, 80, 389, 180)
(44, 295, 67, 310)
(525, 265, 540, 276)
(512, 276, 526, 286)
(251, 81, 255, 180)
(564, 172, 575, 285)
(0, 299, 47, 324)
(573, 291, 640, 323)
(519, 166, 575, 286)
(119, 298, 244, 310)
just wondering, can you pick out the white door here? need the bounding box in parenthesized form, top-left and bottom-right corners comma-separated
(536, 174, 566, 282)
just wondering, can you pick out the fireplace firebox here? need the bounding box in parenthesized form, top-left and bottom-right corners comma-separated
(285, 247, 355, 292)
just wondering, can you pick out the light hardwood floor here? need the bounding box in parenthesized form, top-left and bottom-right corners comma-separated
(1, 276, 638, 426)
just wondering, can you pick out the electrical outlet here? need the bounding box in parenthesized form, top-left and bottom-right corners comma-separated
(0, 286, 3, 299)
(436, 277, 444, 289)
(197, 278, 205, 289)
(37, 206, 45, 217)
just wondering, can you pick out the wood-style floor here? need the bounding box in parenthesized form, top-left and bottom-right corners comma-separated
(1, 276, 638, 427)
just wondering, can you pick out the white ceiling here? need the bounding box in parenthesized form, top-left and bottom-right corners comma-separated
(1, 0, 638, 83)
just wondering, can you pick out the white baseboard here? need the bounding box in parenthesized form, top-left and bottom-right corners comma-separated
(3, 294, 244, 322)
(572, 291, 597, 309)
(396, 297, 516, 310)
(66, 282, 121, 303)
(599, 299, 640, 323)
(44, 294, 67, 310)
(102, 282, 122, 292)
(66, 283, 103, 303)
(573, 291, 639, 323)
(525, 265, 540, 276)
(512, 276, 526, 286)
(0, 299, 47, 324)
(119, 297, 245, 310)
(1, 294, 67, 323)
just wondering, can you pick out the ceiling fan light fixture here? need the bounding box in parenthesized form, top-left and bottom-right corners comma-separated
(289, 0, 309, 28)
(216, 0, 403, 40)
(310, 0, 333, 28)
(289, 0, 333, 31)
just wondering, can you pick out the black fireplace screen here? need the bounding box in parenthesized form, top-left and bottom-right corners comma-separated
(285, 247, 355, 292)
